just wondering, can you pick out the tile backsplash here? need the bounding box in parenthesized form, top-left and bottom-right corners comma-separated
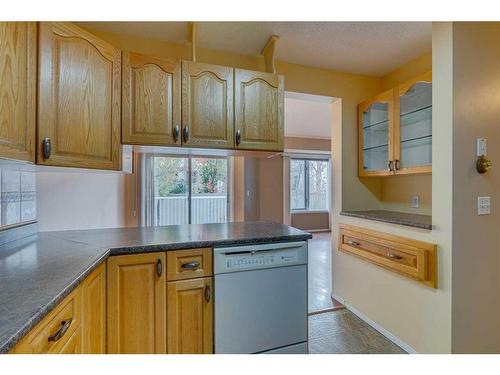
(0, 168, 37, 228)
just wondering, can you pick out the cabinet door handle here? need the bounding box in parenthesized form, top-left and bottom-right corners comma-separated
(156, 258, 163, 277)
(347, 240, 360, 247)
(183, 126, 189, 143)
(236, 129, 241, 146)
(48, 318, 72, 342)
(173, 125, 180, 143)
(387, 160, 393, 172)
(386, 252, 403, 260)
(42, 137, 51, 159)
(204, 285, 211, 303)
(394, 159, 400, 171)
(181, 261, 200, 270)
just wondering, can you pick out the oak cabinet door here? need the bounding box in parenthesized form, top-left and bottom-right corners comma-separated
(0, 22, 37, 162)
(107, 253, 166, 354)
(81, 262, 106, 354)
(57, 329, 82, 354)
(181, 61, 234, 148)
(234, 69, 284, 151)
(122, 52, 181, 146)
(38, 22, 122, 170)
(358, 89, 395, 177)
(167, 277, 213, 354)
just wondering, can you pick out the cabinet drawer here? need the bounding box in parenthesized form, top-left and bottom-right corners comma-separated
(338, 224, 437, 288)
(167, 248, 212, 281)
(12, 288, 82, 353)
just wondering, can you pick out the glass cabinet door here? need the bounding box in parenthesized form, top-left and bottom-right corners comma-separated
(395, 73, 432, 173)
(358, 89, 394, 176)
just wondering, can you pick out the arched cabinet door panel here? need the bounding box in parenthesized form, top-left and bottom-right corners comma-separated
(358, 89, 394, 177)
(181, 61, 234, 149)
(234, 69, 284, 152)
(38, 22, 122, 170)
(0, 22, 37, 162)
(122, 52, 181, 146)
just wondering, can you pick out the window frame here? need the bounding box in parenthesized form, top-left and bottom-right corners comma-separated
(290, 157, 330, 213)
(142, 153, 230, 226)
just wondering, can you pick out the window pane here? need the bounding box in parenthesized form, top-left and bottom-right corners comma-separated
(191, 158, 228, 224)
(153, 156, 188, 225)
(308, 160, 328, 210)
(290, 159, 306, 210)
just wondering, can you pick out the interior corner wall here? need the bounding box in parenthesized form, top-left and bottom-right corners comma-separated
(243, 157, 260, 221)
(378, 52, 433, 215)
(36, 170, 136, 232)
(332, 23, 453, 353)
(258, 157, 284, 223)
(451, 22, 500, 353)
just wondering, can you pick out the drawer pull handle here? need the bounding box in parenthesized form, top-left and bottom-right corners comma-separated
(181, 261, 200, 270)
(386, 253, 403, 260)
(347, 240, 360, 246)
(48, 318, 72, 342)
(156, 259, 163, 277)
(204, 285, 211, 303)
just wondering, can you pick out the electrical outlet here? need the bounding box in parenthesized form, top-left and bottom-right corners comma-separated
(478, 196, 491, 215)
(411, 195, 420, 209)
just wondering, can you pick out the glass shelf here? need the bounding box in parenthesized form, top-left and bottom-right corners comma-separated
(363, 143, 389, 151)
(401, 134, 432, 144)
(363, 119, 388, 130)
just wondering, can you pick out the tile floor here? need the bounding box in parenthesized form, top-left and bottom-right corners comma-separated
(308, 232, 340, 313)
(308, 309, 406, 354)
(307, 232, 405, 354)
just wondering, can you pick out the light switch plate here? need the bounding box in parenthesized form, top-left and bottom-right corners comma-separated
(478, 196, 491, 215)
(477, 138, 487, 157)
(411, 195, 420, 209)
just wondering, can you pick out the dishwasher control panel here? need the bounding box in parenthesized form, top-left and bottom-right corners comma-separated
(214, 241, 307, 274)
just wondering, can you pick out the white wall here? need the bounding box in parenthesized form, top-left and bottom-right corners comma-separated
(37, 170, 133, 232)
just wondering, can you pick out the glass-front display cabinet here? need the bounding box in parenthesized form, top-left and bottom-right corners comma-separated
(358, 72, 432, 177)
(394, 72, 432, 174)
(358, 89, 394, 176)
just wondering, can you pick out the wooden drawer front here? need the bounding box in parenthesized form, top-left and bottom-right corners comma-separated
(13, 288, 82, 353)
(338, 224, 437, 288)
(167, 248, 212, 281)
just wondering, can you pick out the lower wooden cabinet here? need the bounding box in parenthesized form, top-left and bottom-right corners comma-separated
(81, 262, 106, 354)
(10, 263, 106, 354)
(107, 253, 167, 354)
(167, 277, 213, 354)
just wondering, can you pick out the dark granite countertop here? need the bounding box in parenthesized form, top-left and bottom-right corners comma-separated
(0, 221, 311, 354)
(340, 210, 432, 230)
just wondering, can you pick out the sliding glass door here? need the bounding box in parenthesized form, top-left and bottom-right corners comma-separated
(146, 155, 229, 226)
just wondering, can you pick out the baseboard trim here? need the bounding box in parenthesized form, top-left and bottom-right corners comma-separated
(331, 294, 417, 354)
(306, 229, 331, 233)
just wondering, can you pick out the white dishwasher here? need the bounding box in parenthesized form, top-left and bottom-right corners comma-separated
(214, 241, 308, 354)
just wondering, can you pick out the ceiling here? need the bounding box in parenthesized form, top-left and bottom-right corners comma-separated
(284, 92, 334, 139)
(79, 21, 431, 76)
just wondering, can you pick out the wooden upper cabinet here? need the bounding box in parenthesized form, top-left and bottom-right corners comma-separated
(394, 71, 432, 175)
(234, 69, 284, 151)
(107, 253, 167, 354)
(122, 52, 181, 146)
(358, 89, 394, 177)
(0, 22, 37, 162)
(167, 277, 213, 354)
(37, 22, 122, 170)
(181, 61, 234, 148)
